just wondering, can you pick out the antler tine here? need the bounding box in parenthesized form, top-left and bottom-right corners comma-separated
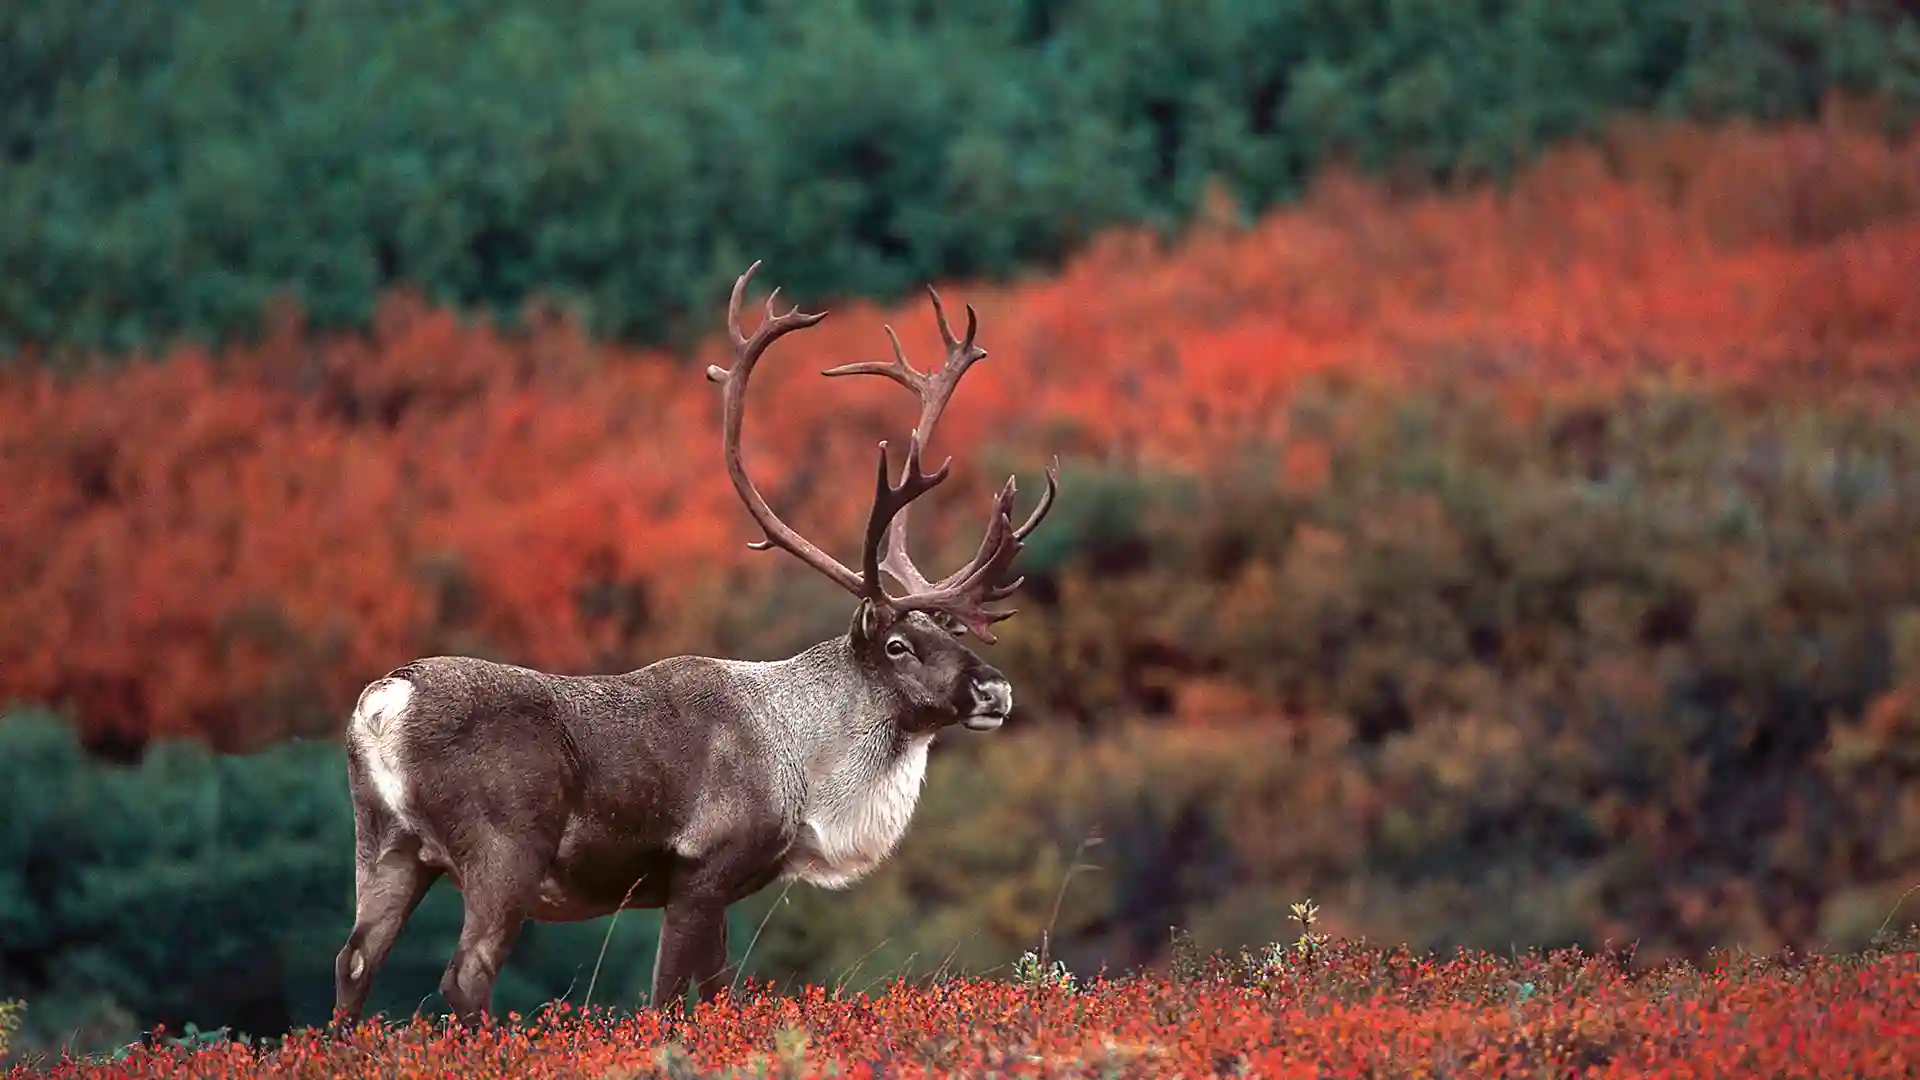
(886, 476, 1031, 643)
(857, 434, 952, 601)
(919, 456, 1058, 593)
(1013, 456, 1060, 541)
(926, 283, 978, 355)
(822, 284, 987, 443)
(919, 285, 989, 433)
(807, 276, 1058, 638)
(820, 324, 928, 394)
(707, 262, 868, 596)
(820, 283, 991, 593)
(708, 261, 822, 378)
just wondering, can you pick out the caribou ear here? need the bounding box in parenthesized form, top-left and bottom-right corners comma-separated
(851, 597, 887, 643)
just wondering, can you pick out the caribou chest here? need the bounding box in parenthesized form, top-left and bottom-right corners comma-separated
(784, 732, 934, 890)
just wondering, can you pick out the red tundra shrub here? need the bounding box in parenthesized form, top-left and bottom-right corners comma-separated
(16, 939, 1919, 1078)
(1, 116, 1917, 747)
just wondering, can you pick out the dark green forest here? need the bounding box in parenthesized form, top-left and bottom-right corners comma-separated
(4, 0, 1917, 358)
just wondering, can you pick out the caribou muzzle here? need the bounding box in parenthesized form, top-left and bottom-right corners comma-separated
(963, 675, 1013, 731)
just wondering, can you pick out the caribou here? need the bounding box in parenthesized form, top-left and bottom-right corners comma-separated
(332, 261, 1058, 1026)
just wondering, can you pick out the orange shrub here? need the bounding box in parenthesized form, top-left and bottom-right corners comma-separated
(2, 116, 1917, 749)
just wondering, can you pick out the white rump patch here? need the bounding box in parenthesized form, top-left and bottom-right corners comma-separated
(349, 677, 415, 826)
(787, 733, 933, 890)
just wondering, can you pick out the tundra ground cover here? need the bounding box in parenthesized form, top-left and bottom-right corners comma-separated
(11, 929, 1920, 1078)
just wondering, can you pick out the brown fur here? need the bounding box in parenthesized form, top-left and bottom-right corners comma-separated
(332, 264, 1057, 1025)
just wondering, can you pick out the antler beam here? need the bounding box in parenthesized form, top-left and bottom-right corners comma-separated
(705, 260, 869, 595)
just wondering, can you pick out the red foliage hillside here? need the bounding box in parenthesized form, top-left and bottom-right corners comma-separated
(3, 114, 1918, 750)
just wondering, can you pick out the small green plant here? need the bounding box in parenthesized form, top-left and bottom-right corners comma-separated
(1288, 899, 1331, 964)
(110, 1021, 249, 1063)
(651, 1043, 702, 1080)
(1255, 899, 1335, 975)
(772, 1026, 811, 1073)
(1012, 949, 1078, 992)
(1168, 926, 1206, 985)
(0, 998, 24, 1060)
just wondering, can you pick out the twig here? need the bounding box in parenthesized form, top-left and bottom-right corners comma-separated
(832, 937, 894, 998)
(585, 873, 649, 1010)
(927, 930, 982, 988)
(732, 879, 797, 994)
(1875, 882, 1920, 942)
(856, 950, 922, 999)
(1039, 829, 1103, 970)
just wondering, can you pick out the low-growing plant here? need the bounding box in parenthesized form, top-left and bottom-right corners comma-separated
(0, 999, 23, 1061)
(1011, 950, 1078, 994)
(12, 931, 1919, 1078)
(1288, 898, 1329, 963)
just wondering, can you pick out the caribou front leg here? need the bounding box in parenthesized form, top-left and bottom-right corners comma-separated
(652, 897, 730, 1012)
(651, 832, 786, 1012)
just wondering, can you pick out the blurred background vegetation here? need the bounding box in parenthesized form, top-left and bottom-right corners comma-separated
(5, 0, 1918, 358)
(5, 0, 1920, 1062)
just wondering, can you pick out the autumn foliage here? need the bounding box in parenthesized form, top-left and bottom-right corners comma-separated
(4, 113, 1917, 752)
(16, 934, 1920, 1078)
(7, 108, 1920, 1069)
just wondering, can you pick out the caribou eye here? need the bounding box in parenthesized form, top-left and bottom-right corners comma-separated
(885, 636, 914, 659)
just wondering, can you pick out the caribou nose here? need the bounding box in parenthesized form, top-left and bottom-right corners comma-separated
(964, 676, 1013, 730)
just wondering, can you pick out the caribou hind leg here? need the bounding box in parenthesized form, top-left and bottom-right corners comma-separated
(333, 838, 440, 1027)
(438, 834, 546, 1026)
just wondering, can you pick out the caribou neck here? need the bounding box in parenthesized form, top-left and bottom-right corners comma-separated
(762, 634, 928, 784)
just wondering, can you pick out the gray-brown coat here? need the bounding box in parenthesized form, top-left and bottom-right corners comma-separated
(331, 263, 1057, 1025)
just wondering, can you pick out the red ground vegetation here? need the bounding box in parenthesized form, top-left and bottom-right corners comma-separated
(17, 938, 1920, 1078)
(3, 113, 1917, 748)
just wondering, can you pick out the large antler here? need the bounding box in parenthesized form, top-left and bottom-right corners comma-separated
(709, 262, 1055, 643)
(823, 285, 1059, 639)
(705, 261, 870, 597)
